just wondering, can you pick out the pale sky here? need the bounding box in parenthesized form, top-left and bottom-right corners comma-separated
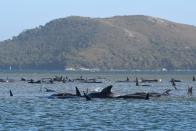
(0, 0, 195, 41)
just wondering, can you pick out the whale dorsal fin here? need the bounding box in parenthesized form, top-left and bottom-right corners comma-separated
(75, 87, 81, 97)
(10, 90, 13, 96)
(100, 85, 113, 95)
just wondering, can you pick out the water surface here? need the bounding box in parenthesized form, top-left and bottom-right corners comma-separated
(0, 71, 196, 130)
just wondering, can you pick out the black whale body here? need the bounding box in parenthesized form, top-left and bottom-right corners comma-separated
(49, 85, 170, 100)
(45, 88, 56, 92)
(28, 79, 41, 84)
(84, 85, 151, 100)
(117, 93, 149, 100)
(130, 89, 172, 98)
(49, 85, 116, 99)
(87, 85, 114, 98)
(49, 87, 81, 99)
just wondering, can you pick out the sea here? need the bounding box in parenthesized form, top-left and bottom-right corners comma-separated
(0, 70, 196, 131)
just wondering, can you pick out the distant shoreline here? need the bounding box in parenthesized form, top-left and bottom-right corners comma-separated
(1, 69, 196, 74)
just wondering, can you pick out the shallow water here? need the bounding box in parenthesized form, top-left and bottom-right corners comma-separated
(0, 71, 196, 130)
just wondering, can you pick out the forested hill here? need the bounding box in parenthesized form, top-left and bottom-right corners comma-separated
(1, 15, 196, 70)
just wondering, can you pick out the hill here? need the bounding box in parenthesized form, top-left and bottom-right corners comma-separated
(0, 15, 196, 70)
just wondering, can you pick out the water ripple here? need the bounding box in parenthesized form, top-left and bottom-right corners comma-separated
(1, 72, 196, 130)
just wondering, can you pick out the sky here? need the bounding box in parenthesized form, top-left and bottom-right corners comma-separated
(0, 0, 195, 41)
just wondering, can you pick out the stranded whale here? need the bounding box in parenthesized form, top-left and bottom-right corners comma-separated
(83, 85, 152, 100)
(49, 87, 81, 99)
(86, 85, 114, 98)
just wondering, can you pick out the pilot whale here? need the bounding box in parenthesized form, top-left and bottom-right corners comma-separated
(45, 87, 56, 92)
(87, 85, 114, 98)
(122, 89, 172, 98)
(49, 87, 81, 99)
(117, 93, 149, 100)
(83, 85, 152, 100)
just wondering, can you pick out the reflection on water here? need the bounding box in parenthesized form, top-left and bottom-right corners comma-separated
(0, 71, 196, 130)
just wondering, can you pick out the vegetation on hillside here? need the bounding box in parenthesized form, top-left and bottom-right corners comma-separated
(0, 15, 196, 70)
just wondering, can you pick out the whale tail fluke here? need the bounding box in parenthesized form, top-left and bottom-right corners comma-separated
(83, 92, 91, 101)
(171, 78, 177, 90)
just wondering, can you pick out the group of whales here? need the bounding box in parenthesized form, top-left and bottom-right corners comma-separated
(47, 85, 172, 101)
(46, 75, 195, 100)
(7, 75, 195, 100)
